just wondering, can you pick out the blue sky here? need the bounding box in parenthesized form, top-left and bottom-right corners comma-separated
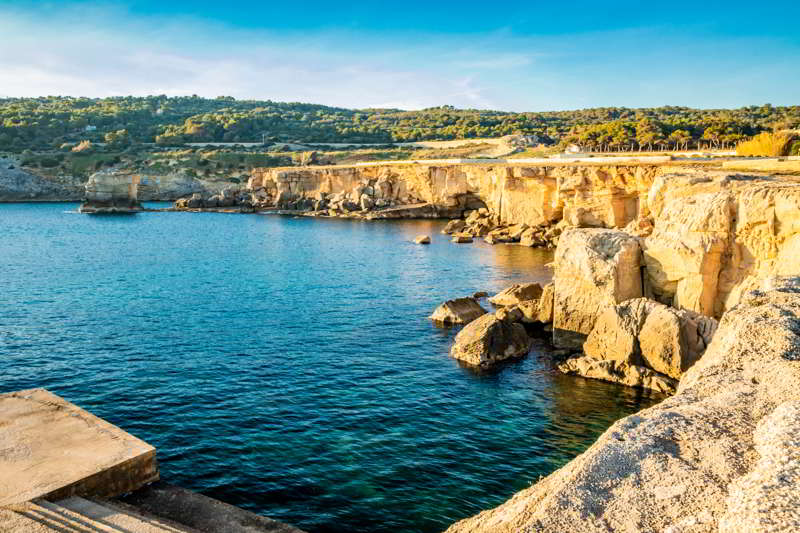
(1, 1, 798, 111)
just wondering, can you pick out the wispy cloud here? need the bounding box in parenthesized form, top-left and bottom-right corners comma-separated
(0, 2, 797, 110)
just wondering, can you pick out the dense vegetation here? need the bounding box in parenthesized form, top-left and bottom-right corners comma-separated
(1, 95, 799, 152)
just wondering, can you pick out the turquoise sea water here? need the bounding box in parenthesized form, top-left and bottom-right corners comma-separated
(0, 203, 660, 533)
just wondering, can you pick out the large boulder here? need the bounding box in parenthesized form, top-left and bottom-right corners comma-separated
(446, 277, 800, 533)
(552, 229, 643, 349)
(450, 314, 531, 367)
(429, 298, 486, 326)
(582, 298, 718, 379)
(489, 283, 543, 307)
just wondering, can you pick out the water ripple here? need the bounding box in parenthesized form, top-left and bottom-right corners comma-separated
(0, 203, 662, 533)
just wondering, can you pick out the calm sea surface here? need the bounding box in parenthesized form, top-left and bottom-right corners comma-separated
(0, 203, 661, 533)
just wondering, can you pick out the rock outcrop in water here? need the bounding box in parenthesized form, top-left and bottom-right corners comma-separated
(446, 277, 800, 533)
(557, 297, 718, 392)
(79, 171, 143, 213)
(449, 314, 532, 367)
(429, 298, 487, 326)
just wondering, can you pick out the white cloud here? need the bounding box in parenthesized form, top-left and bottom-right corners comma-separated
(0, 4, 540, 109)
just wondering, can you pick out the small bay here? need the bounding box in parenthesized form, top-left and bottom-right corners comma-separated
(0, 203, 661, 533)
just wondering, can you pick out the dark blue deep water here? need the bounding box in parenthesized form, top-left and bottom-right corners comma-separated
(0, 203, 660, 533)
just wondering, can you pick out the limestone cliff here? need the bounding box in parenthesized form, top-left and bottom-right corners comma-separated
(445, 277, 800, 533)
(0, 157, 82, 201)
(643, 172, 800, 317)
(248, 163, 666, 227)
(250, 164, 800, 318)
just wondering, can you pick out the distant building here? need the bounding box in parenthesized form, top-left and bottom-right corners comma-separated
(565, 143, 583, 153)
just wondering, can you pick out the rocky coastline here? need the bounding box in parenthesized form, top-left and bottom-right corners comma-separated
(426, 165, 800, 531)
(4, 156, 800, 531)
(444, 276, 800, 533)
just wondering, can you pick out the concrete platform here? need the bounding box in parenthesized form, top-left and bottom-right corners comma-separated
(0, 388, 159, 506)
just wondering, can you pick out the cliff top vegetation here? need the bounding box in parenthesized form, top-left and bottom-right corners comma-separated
(2, 96, 799, 153)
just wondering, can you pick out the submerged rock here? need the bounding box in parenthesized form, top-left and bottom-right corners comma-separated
(450, 314, 531, 367)
(414, 235, 431, 244)
(429, 298, 486, 326)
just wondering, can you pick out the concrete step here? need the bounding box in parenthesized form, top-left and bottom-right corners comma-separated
(57, 497, 197, 533)
(3, 500, 117, 532)
(1, 497, 197, 533)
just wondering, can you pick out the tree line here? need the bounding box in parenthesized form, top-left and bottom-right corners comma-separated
(1, 95, 798, 152)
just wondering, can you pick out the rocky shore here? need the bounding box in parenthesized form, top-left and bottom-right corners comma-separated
(445, 277, 800, 533)
(6, 156, 800, 531)
(430, 167, 800, 531)
(0, 156, 82, 201)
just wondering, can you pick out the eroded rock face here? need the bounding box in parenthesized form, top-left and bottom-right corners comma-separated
(643, 173, 800, 317)
(449, 314, 531, 367)
(248, 163, 665, 228)
(552, 229, 643, 349)
(80, 171, 142, 213)
(429, 298, 486, 326)
(445, 277, 800, 533)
